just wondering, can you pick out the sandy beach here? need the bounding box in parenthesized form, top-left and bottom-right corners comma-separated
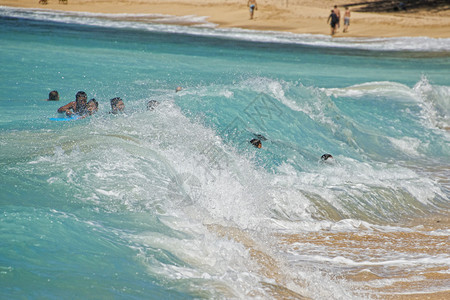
(1, 0, 450, 38)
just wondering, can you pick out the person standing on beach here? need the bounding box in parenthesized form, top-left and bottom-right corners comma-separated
(327, 10, 338, 36)
(333, 5, 341, 30)
(248, 0, 258, 20)
(343, 7, 351, 33)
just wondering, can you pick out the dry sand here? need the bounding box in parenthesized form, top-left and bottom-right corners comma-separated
(1, 0, 450, 38)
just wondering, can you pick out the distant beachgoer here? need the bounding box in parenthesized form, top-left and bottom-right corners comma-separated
(110, 97, 125, 114)
(327, 10, 338, 36)
(250, 138, 262, 148)
(395, 2, 407, 11)
(333, 5, 341, 30)
(248, 0, 258, 20)
(343, 7, 351, 33)
(57, 91, 87, 116)
(147, 100, 159, 111)
(39, 0, 48, 5)
(47, 90, 59, 101)
(175, 86, 182, 93)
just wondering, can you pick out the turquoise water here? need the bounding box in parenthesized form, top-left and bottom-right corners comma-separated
(1, 7, 449, 299)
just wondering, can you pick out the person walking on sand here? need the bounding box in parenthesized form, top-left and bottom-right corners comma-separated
(343, 6, 351, 33)
(327, 10, 338, 36)
(248, 0, 258, 20)
(333, 5, 341, 30)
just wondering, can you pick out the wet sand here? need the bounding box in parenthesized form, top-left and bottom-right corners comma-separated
(206, 213, 449, 299)
(280, 215, 450, 299)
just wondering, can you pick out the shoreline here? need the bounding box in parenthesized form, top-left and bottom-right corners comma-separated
(1, 0, 450, 38)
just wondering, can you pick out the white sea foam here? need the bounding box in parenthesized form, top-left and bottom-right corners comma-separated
(387, 136, 423, 157)
(2, 6, 450, 52)
(413, 76, 450, 130)
(288, 253, 450, 267)
(131, 222, 268, 298)
(5, 98, 447, 299)
(324, 77, 450, 131)
(325, 81, 419, 102)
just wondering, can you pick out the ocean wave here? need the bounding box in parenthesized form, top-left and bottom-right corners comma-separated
(413, 76, 450, 130)
(324, 77, 450, 131)
(324, 81, 418, 102)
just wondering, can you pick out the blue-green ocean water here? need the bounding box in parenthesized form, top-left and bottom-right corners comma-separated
(1, 7, 449, 299)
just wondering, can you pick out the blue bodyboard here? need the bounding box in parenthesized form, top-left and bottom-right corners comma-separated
(49, 115, 80, 121)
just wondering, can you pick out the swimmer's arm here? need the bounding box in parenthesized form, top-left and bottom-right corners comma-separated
(57, 101, 75, 114)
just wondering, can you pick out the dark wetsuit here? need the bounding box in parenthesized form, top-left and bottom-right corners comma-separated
(329, 12, 338, 28)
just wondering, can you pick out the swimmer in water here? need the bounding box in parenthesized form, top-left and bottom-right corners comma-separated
(57, 91, 87, 116)
(47, 90, 59, 101)
(321, 154, 333, 160)
(147, 100, 160, 111)
(250, 138, 262, 148)
(320, 154, 334, 163)
(79, 98, 98, 119)
(86, 98, 98, 115)
(110, 97, 125, 114)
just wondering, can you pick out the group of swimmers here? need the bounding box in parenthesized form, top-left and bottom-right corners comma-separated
(55, 91, 123, 118)
(47, 90, 165, 118)
(49, 89, 332, 161)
